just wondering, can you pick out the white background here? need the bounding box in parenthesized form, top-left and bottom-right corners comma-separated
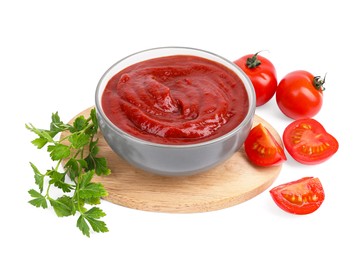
(1, 0, 363, 259)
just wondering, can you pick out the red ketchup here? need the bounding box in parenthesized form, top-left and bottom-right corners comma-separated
(101, 55, 249, 144)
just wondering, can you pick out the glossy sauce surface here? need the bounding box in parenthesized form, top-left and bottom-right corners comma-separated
(101, 55, 249, 144)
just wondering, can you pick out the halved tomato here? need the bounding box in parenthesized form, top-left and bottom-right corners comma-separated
(270, 177, 325, 215)
(283, 118, 339, 165)
(244, 123, 286, 167)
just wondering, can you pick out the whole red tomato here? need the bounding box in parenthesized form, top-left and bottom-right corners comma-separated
(276, 70, 325, 119)
(235, 52, 277, 106)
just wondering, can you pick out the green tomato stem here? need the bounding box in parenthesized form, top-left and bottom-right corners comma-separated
(313, 73, 327, 91)
(246, 52, 262, 69)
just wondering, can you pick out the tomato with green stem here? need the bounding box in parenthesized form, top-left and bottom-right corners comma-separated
(276, 70, 325, 119)
(235, 52, 277, 106)
(244, 123, 286, 167)
(270, 177, 325, 215)
(283, 118, 339, 165)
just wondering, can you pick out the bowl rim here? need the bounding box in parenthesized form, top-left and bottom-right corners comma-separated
(95, 46, 256, 148)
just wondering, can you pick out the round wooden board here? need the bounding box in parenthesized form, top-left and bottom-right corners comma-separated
(62, 107, 282, 213)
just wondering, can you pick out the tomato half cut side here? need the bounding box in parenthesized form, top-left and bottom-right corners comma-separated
(283, 118, 339, 165)
(244, 123, 286, 167)
(270, 177, 325, 215)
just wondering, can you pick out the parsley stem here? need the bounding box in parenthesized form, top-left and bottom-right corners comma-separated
(55, 159, 61, 172)
(74, 177, 85, 214)
(45, 179, 52, 199)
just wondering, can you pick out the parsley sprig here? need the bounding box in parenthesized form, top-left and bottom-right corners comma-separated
(26, 108, 111, 237)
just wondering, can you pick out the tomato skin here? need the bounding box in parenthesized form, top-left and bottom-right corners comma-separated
(235, 54, 277, 106)
(244, 123, 286, 167)
(270, 177, 325, 215)
(283, 118, 339, 165)
(276, 70, 323, 119)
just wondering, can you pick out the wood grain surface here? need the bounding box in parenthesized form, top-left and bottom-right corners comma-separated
(61, 107, 283, 213)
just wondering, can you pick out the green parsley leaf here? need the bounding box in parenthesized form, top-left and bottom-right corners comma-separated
(71, 115, 87, 133)
(88, 139, 99, 156)
(69, 133, 90, 149)
(79, 169, 94, 187)
(84, 206, 107, 219)
(79, 182, 108, 199)
(77, 170, 108, 199)
(64, 158, 87, 180)
(87, 108, 99, 135)
(26, 124, 54, 143)
(86, 217, 108, 234)
(93, 157, 111, 176)
(77, 215, 91, 237)
(28, 189, 47, 209)
(50, 196, 76, 217)
(84, 197, 101, 205)
(77, 207, 108, 237)
(85, 140, 111, 176)
(31, 137, 48, 149)
(47, 143, 71, 161)
(48, 170, 73, 193)
(50, 112, 70, 133)
(30, 162, 44, 192)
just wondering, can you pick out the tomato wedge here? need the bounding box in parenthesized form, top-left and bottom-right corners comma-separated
(270, 177, 325, 215)
(283, 118, 339, 165)
(244, 123, 286, 167)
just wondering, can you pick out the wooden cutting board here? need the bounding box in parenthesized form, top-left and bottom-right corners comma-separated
(61, 107, 282, 213)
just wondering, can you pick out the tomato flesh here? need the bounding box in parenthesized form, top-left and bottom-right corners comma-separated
(283, 118, 339, 165)
(270, 177, 325, 215)
(244, 123, 286, 166)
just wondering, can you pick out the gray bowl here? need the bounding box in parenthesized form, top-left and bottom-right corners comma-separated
(95, 47, 256, 176)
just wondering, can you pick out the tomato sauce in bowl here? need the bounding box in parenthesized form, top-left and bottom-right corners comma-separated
(95, 47, 255, 176)
(101, 55, 249, 144)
